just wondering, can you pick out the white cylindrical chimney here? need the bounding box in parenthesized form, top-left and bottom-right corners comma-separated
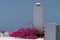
(33, 2, 43, 30)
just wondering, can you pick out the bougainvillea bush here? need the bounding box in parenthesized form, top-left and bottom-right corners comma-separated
(9, 27, 44, 39)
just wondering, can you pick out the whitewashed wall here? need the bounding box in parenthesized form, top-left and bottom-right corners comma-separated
(44, 23, 56, 40)
(0, 37, 43, 40)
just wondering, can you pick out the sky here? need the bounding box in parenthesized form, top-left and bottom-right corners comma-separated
(0, 0, 60, 31)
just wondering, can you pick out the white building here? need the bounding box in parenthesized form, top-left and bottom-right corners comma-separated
(44, 23, 56, 40)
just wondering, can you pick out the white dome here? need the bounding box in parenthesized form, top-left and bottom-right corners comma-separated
(36, 2, 41, 5)
(35, 2, 41, 6)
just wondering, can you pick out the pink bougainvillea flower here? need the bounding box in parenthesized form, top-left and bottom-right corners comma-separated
(10, 32, 18, 37)
(10, 30, 23, 37)
(31, 27, 37, 33)
(23, 28, 31, 34)
(18, 28, 24, 31)
(29, 35, 38, 39)
(29, 32, 33, 35)
(9, 27, 44, 39)
(23, 36, 30, 39)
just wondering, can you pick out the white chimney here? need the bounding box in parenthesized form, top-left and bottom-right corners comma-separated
(33, 2, 43, 30)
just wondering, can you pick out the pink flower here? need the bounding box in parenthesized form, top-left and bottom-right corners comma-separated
(10, 30, 24, 37)
(10, 32, 19, 37)
(9, 27, 44, 39)
(31, 27, 37, 33)
(29, 35, 38, 39)
(18, 28, 24, 31)
(29, 32, 33, 35)
(23, 36, 30, 39)
(23, 28, 31, 34)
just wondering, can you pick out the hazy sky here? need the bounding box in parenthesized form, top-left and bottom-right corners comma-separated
(0, 0, 60, 31)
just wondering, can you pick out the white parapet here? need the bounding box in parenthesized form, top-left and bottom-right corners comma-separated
(0, 37, 44, 40)
(44, 23, 56, 40)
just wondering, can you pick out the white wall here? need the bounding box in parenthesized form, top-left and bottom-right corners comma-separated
(44, 23, 56, 40)
(0, 37, 44, 40)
